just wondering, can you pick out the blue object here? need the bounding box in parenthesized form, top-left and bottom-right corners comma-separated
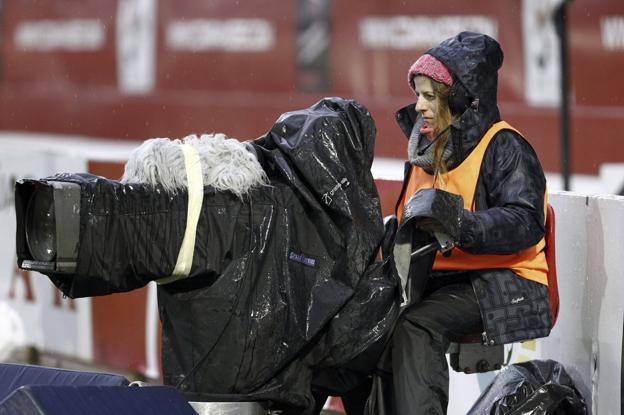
(0, 363, 128, 402)
(0, 385, 197, 414)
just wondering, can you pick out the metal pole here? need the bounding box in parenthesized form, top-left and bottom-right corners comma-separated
(554, 1, 571, 191)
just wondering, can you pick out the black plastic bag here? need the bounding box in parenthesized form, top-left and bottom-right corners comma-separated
(467, 359, 587, 415)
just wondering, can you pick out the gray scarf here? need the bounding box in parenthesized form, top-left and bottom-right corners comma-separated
(407, 116, 454, 174)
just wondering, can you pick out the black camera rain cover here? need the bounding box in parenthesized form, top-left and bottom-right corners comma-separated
(39, 98, 398, 410)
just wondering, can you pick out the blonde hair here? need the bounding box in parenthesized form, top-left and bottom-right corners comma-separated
(428, 77, 453, 185)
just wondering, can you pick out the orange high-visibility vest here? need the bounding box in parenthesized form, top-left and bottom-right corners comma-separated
(396, 121, 548, 285)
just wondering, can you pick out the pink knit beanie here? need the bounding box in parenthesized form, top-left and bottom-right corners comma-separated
(407, 54, 453, 90)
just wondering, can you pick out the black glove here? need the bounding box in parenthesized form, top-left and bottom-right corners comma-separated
(401, 188, 463, 243)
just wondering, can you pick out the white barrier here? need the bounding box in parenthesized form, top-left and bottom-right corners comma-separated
(449, 191, 624, 414)
(543, 191, 624, 414)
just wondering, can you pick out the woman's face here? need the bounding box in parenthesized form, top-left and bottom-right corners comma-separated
(413, 76, 437, 139)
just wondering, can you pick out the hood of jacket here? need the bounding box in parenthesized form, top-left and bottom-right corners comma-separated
(397, 32, 504, 169)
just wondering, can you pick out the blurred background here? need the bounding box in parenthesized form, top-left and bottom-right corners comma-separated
(0, 0, 623, 413)
(2, 0, 624, 193)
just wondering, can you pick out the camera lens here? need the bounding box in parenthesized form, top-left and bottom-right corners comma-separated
(25, 186, 56, 262)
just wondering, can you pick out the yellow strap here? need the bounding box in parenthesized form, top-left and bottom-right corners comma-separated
(157, 144, 204, 285)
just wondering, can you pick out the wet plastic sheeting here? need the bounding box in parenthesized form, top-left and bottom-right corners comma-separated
(467, 359, 587, 414)
(38, 98, 396, 410)
(312, 257, 399, 369)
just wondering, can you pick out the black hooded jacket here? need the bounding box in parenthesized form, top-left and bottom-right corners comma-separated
(395, 32, 551, 345)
